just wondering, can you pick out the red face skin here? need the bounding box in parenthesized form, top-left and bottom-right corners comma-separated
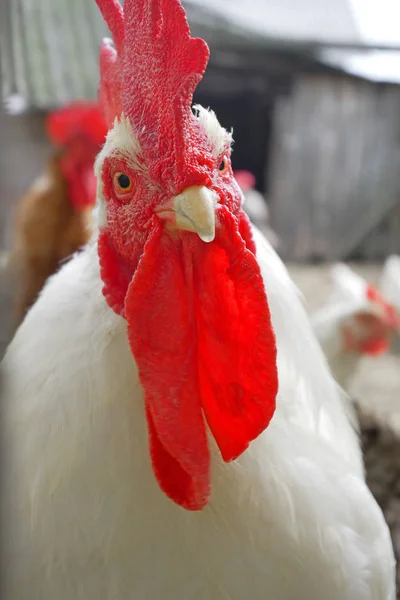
(99, 135, 244, 270)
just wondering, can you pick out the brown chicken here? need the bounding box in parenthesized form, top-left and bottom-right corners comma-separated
(10, 102, 107, 327)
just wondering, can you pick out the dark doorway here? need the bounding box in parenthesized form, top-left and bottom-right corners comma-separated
(194, 86, 274, 195)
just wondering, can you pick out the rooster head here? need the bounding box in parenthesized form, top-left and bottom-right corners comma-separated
(46, 102, 107, 211)
(345, 285, 400, 356)
(94, 0, 278, 510)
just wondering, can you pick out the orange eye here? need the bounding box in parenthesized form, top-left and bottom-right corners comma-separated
(113, 171, 133, 195)
(218, 156, 229, 174)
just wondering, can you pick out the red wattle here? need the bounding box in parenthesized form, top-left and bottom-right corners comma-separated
(98, 231, 134, 316)
(194, 206, 278, 461)
(238, 209, 257, 255)
(124, 221, 211, 510)
(98, 208, 278, 510)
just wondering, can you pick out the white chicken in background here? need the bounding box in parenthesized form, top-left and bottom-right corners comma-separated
(2, 0, 396, 598)
(310, 261, 400, 599)
(311, 263, 400, 389)
(234, 169, 281, 249)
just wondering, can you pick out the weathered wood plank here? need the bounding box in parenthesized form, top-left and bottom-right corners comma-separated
(268, 74, 400, 261)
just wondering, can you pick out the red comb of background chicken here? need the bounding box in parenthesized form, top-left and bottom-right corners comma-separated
(46, 101, 107, 210)
(96, 0, 278, 510)
(234, 170, 256, 193)
(46, 101, 107, 147)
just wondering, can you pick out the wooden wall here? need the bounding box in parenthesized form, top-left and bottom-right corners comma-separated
(2, 73, 400, 265)
(268, 75, 400, 261)
(353, 201, 400, 261)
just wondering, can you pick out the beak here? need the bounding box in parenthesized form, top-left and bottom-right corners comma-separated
(156, 185, 217, 243)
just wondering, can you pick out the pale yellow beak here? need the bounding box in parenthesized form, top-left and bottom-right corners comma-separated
(156, 185, 217, 243)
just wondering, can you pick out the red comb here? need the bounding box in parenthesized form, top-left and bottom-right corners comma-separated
(46, 101, 107, 147)
(95, 0, 209, 162)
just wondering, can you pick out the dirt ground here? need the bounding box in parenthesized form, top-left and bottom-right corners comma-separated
(288, 262, 400, 431)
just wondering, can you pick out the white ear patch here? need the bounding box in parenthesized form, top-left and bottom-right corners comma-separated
(93, 114, 143, 228)
(193, 104, 233, 157)
(106, 115, 143, 168)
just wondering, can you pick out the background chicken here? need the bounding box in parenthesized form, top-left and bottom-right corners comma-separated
(2, 0, 395, 598)
(9, 101, 106, 326)
(311, 262, 400, 389)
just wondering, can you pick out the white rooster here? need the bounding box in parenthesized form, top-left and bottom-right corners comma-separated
(2, 0, 396, 598)
(311, 263, 400, 389)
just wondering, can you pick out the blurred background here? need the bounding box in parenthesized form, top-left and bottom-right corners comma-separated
(2, 0, 400, 259)
(0, 0, 400, 590)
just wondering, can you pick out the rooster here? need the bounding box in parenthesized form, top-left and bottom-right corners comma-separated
(9, 101, 107, 326)
(312, 263, 400, 389)
(2, 0, 396, 598)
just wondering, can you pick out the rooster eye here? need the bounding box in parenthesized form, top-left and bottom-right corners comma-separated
(113, 172, 133, 195)
(218, 156, 229, 174)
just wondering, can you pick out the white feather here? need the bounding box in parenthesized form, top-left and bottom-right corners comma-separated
(242, 190, 281, 248)
(242, 189, 269, 223)
(2, 225, 395, 598)
(193, 105, 233, 157)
